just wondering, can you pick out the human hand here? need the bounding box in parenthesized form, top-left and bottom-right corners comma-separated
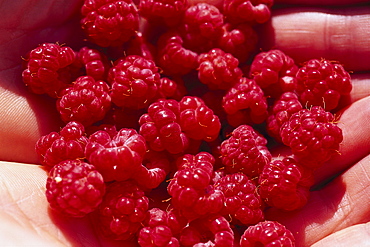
(0, 0, 369, 246)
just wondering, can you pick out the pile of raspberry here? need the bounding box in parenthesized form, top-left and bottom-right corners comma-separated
(23, 0, 352, 246)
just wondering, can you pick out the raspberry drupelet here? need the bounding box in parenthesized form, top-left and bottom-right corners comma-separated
(240, 220, 295, 247)
(85, 128, 147, 181)
(296, 58, 352, 111)
(22, 43, 76, 97)
(57, 75, 111, 127)
(35, 121, 88, 167)
(220, 124, 271, 178)
(80, 0, 139, 47)
(46, 159, 106, 217)
(259, 157, 314, 211)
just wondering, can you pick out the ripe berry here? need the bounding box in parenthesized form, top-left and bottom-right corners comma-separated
(220, 124, 271, 178)
(223, 0, 273, 24)
(259, 157, 314, 211)
(85, 128, 147, 181)
(46, 159, 106, 217)
(75, 46, 111, 81)
(22, 43, 75, 97)
(296, 58, 352, 111)
(57, 76, 111, 126)
(240, 220, 295, 247)
(80, 0, 139, 47)
(35, 121, 88, 167)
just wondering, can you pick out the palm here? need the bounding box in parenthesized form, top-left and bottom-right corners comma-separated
(0, 0, 369, 246)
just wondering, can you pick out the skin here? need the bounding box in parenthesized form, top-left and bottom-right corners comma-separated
(0, 0, 369, 246)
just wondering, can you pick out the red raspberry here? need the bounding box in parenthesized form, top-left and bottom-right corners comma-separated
(108, 55, 161, 109)
(85, 128, 147, 181)
(216, 23, 258, 63)
(46, 159, 106, 217)
(75, 47, 111, 81)
(266, 92, 303, 141)
(223, 0, 273, 25)
(296, 58, 352, 111)
(156, 30, 199, 76)
(80, 0, 139, 47)
(125, 31, 156, 61)
(259, 157, 314, 211)
(57, 76, 111, 126)
(197, 48, 243, 90)
(220, 124, 271, 178)
(215, 173, 264, 225)
(156, 77, 186, 101)
(179, 3, 224, 53)
(222, 77, 268, 127)
(22, 43, 75, 97)
(250, 49, 298, 98)
(179, 96, 221, 142)
(97, 180, 149, 240)
(280, 106, 343, 168)
(35, 121, 88, 167)
(139, 99, 189, 154)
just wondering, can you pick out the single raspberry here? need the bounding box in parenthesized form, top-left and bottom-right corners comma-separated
(280, 106, 343, 168)
(259, 157, 314, 211)
(179, 3, 224, 53)
(35, 121, 88, 167)
(222, 77, 268, 127)
(240, 220, 295, 247)
(46, 159, 106, 217)
(139, 99, 189, 154)
(179, 215, 234, 247)
(266, 92, 303, 141)
(57, 76, 111, 126)
(223, 0, 274, 25)
(85, 128, 147, 181)
(215, 172, 264, 225)
(220, 124, 271, 178)
(197, 48, 243, 90)
(75, 46, 111, 81)
(156, 30, 199, 76)
(22, 43, 75, 97)
(97, 180, 149, 240)
(108, 55, 161, 109)
(155, 77, 186, 101)
(249, 49, 298, 98)
(179, 96, 221, 142)
(296, 58, 352, 111)
(216, 23, 258, 64)
(139, 0, 188, 27)
(80, 0, 139, 47)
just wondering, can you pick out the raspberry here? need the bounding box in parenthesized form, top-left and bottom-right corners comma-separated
(266, 92, 303, 141)
(179, 3, 224, 53)
(223, 0, 273, 24)
(216, 23, 258, 63)
(156, 30, 199, 76)
(35, 121, 88, 167)
(259, 157, 314, 211)
(215, 173, 264, 225)
(97, 180, 149, 240)
(22, 43, 75, 97)
(75, 47, 111, 81)
(125, 31, 156, 61)
(46, 159, 106, 217)
(108, 55, 161, 109)
(80, 0, 139, 47)
(222, 77, 268, 127)
(179, 96, 221, 142)
(85, 128, 147, 181)
(156, 77, 186, 101)
(139, 99, 189, 154)
(240, 220, 295, 247)
(220, 124, 271, 178)
(249, 49, 298, 98)
(57, 76, 111, 126)
(197, 48, 243, 90)
(296, 58, 352, 111)
(280, 106, 343, 168)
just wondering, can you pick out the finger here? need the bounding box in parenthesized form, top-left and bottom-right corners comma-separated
(258, 6, 370, 72)
(265, 154, 370, 247)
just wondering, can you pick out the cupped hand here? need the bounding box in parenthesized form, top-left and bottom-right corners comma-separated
(0, 0, 369, 246)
